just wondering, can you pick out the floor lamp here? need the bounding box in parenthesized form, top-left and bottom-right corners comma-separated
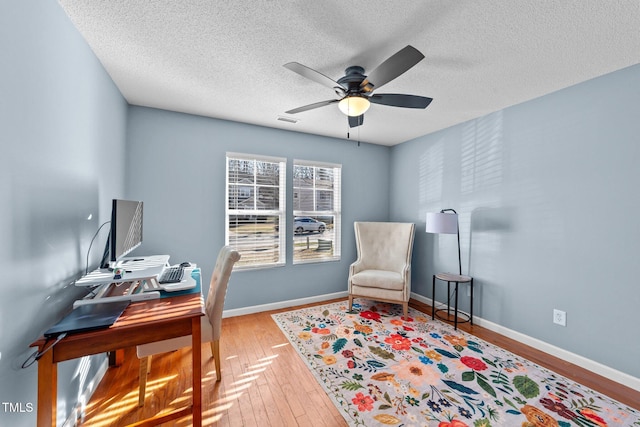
(425, 208, 473, 329)
(425, 209, 461, 275)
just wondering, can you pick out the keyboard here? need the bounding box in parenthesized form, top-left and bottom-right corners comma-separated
(158, 265, 184, 284)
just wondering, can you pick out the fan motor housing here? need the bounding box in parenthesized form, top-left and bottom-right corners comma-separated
(338, 66, 367, 94)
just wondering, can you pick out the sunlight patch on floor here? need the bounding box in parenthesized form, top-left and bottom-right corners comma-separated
(220, 382, 254, 402)
(169, 394, 190, 407)
(259, 353, 280, 360)
(146, 373, 178, 389)
(201, 409, 227, 424)
(234, 374, 260, 383)
(87, 345, 286, 425)
(248, 360, 273, 369)
(82, 388, 142, 427)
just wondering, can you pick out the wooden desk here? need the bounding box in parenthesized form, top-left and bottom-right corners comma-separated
(31, 293, 204, 427)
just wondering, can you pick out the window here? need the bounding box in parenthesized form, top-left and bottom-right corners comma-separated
(293, 160, 341, 264)
(226, 153, 286, 269)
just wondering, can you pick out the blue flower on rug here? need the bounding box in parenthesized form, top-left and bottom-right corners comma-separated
(272, 300, 640, 427)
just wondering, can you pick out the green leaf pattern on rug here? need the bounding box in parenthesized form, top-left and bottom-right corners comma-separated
(369, 346, 395, 360)
(341, 380, 364, 391)
(513, 375, 540, 399)
(333, 337, 348, 353)
(273, 300, 640, 427)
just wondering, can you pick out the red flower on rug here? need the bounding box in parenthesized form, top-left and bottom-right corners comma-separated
(384, 333, 412, 351)
(352, 392, 374, 412)
(438, 420, 469, 427)
(359, 310, 381, 322)
(460, 355, 488, 371)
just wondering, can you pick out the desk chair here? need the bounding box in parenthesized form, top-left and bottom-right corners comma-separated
(136, 246, 240, 406)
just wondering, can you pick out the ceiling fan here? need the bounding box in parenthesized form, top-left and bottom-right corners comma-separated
(283, 45, 433, 128)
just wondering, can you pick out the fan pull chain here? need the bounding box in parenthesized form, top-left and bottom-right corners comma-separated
(347, 118, 350, 141)
(346, 120, 361, 146)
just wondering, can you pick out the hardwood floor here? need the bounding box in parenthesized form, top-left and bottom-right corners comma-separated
(79, 298, 640, 426)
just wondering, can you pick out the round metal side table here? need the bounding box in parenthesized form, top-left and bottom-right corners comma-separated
(431, 272, 474, 330)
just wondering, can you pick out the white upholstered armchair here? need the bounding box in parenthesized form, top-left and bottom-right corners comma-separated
(348, 222, 415, 317)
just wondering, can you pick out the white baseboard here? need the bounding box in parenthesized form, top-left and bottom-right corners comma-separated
(222, 291, 349, 318)
(409, 292, 640, 392)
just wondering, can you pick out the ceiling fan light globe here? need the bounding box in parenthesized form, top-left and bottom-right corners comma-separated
(338, 96, 370, 117)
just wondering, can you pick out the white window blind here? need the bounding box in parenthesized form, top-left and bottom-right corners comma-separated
(226, 153, 286, 269)
(293, 160, 341, 264)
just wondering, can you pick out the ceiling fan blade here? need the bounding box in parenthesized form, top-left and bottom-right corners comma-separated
(369, 93, 433, 109)
(284, 62, 346, 93)
(360, 45, 425, 92)
(348, 115, 364, 128)
(285, 99, 339, 114)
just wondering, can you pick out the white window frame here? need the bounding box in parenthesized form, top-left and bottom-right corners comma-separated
(292, 159, 341, 264)
(226, 153, 286, 270)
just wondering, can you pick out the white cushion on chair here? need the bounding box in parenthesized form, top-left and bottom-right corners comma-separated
(350, 270, 405, 290)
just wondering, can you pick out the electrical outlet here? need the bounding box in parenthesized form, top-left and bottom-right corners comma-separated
(553, 309, 566, 326)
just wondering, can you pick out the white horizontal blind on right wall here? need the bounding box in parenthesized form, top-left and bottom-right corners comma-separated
(292, 159, 341, 264)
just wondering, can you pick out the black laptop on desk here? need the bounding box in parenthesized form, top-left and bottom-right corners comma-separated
(44, 301, 130, 338)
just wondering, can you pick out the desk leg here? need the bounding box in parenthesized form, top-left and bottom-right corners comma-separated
(192, 317, 202, 427)
(109, 349, 125, 367)
(37, 349, 56, 427)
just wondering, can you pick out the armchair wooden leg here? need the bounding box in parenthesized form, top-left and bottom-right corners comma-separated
(402, 302, 408, 319)
(138, 356, 150, 407)
(211, 340, 221, 382)
(348, 295, 353, 311)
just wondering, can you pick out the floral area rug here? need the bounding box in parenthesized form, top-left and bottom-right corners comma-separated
(271, 299, 640, 427)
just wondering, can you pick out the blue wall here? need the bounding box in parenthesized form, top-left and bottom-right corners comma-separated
(389, 64, 640, 379)
(0, 1, 128, 425)
(125, 107, 390, 310)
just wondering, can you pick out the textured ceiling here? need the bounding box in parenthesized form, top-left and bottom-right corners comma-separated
(58, 1, 640, 146)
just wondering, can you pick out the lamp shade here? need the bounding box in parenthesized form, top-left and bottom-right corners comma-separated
(426, 212, 458, 234)
(338, 96, 370, 117)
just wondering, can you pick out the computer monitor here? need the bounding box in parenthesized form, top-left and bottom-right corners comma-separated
(100, 199, 143, 268)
